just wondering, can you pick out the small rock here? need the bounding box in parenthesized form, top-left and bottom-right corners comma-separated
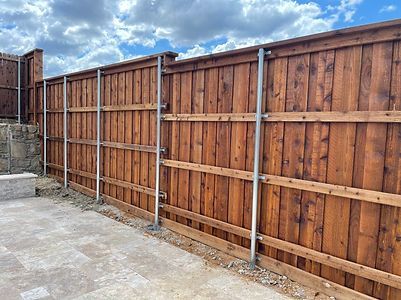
(227, 261, 235, 268)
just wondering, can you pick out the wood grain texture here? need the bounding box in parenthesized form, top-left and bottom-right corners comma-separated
(321, 46, 361, 286)
(33, 25, 401, 298)
(278, 54, 309, 266)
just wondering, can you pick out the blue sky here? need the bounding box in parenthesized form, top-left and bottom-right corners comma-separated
(0, 0, 399, 77)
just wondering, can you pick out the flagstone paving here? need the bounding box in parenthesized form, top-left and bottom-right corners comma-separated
(0, 197, 289, 299)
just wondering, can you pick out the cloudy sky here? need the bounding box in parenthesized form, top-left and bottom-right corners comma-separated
(0, 0, 399, 77)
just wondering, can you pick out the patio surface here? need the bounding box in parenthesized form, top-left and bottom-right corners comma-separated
(0, 196, 289, 299)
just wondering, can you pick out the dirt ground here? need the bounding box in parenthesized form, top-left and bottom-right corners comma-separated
(36, 176, 330, 300)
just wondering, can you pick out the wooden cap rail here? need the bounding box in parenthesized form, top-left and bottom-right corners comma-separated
(162, 159, 401, 208)
(163, 111, 401, 123)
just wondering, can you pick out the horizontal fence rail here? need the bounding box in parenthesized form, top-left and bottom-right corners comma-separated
(163, 111, 401, 122)
(33, 20, 401, 300)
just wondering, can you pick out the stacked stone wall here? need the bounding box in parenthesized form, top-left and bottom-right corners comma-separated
(0, 121, 41, 175)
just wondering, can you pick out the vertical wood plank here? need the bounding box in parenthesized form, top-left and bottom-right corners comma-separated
(168, 73, 181, 221)
(228, 63, 250, 245)
(110, 74, 118, 198)
(58, 83, 63, 179)
(70, 81, 77, 184)
(77, 81, 83, 185)
(140, 68, 150, 210)
(259, 57, 287, 259)
(376, 41, 401, 300)
(103, 75, 111, 197)
(49, 84, 54, 176)
(321, 46, 362, 285)
(133, 69, 142, 206)
(148, 66, 157, 213)
(189, 70, 204, 229)
(243, 61, 258, 248)
(298, 50, 334, 274)
(81, 79, 88, 187)
(124, 71, 133, 204)
(91, 78, 97, 189)
(214, 66, 233, 239)
(160, 70, 171, 218)
(86, 78, 93, 189)
(349, 42, 392, 295)
(117, 72, 125, 201)
(177, 71, 192, 224)
(202, 68, 218, 234)
(278, 54, 309, 266)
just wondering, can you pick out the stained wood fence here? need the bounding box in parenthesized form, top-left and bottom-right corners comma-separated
(32, 19, 401, 299)
(0, 49, 43, 121)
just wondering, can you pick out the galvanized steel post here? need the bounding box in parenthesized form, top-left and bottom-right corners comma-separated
(153, 56, 163, 229)
(17, 57, 21, 124)
(43, 80, 47, 175)
(250, 48, 268, 269)
(96, 69, 102, 203)
(63, 76, 68, 188)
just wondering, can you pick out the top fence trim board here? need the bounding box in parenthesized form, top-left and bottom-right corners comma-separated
(0, 52, 26, 63)
(23, 48, 44, 57)
(41, 51, 178, 83)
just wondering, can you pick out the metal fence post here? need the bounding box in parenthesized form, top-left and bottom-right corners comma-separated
(250, 48, 268, 269)
(43, 80, 47, 175)
(96, 69, 102, 203)
(17, 57, 21, 124)
(153, 56, 163, 230)
(63, 76, 68, 188)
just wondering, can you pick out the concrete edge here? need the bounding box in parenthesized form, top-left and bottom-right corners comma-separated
(0, 173, 38, 181)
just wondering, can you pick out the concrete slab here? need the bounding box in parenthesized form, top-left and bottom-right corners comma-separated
(0, 173, 37, 200)
(0, 197, 291, 299)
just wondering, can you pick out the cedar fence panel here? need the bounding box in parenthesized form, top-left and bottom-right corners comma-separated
(0, 49, 42, 121)
(34, 19, 401, 299)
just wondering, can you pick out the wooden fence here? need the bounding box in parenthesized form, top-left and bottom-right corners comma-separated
(0, 49, 42, 121)
(33, 19, 401, 299)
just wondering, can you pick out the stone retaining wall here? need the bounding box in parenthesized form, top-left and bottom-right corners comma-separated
(0, 122, 41, 175)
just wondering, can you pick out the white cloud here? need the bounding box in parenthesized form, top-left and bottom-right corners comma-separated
(125, 0, 335, 47)
(0, 0, 363, 76)
(178, 45, 208, 60)
(328, 0, 363, 23)
(380, 4, 397, 13)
